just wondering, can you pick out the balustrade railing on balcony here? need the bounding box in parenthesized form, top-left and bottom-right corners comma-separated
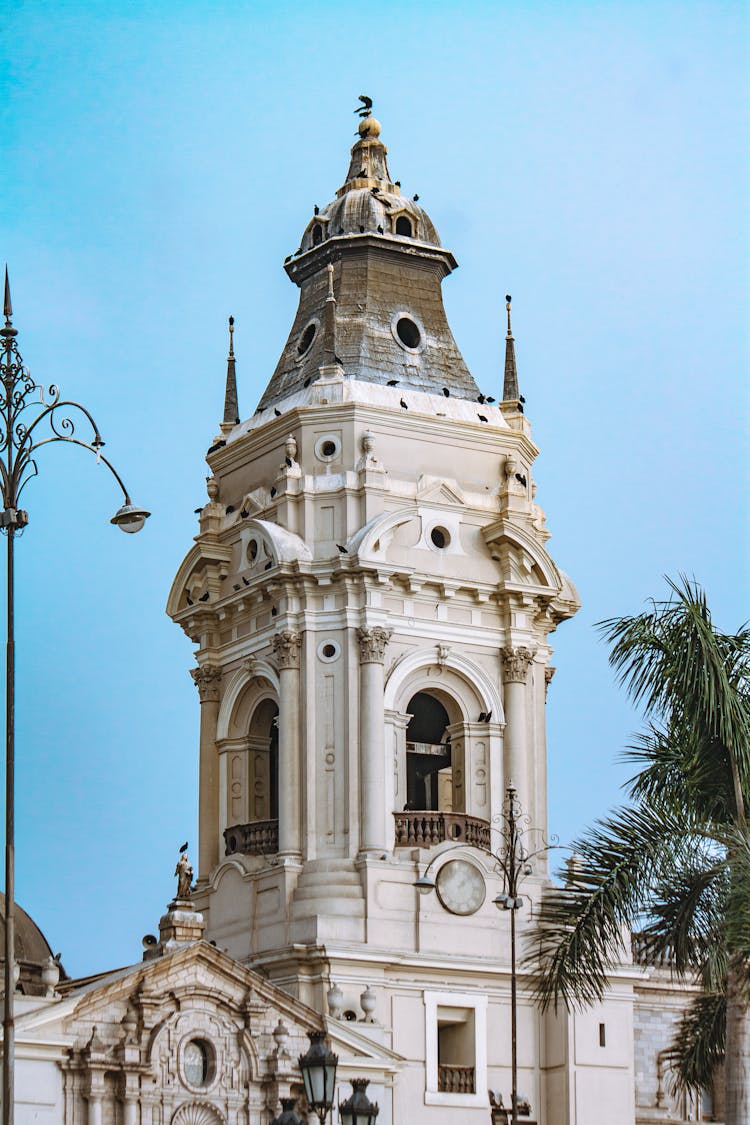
(393, 810, 491, 849)
(224, 819, 279, 856)
(438, 1064, 475, 1094)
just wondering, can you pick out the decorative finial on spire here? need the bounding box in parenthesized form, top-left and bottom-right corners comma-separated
(3, 266, 12, 321)
(221, 315, 240, 432)
(502, 293, 520, 405)
(355, 94, 373, 119)
(1, 266, 17, 341)
(322, 264, 338, 366)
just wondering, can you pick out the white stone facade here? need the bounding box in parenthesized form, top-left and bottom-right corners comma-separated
(2, 104, 713, 1125)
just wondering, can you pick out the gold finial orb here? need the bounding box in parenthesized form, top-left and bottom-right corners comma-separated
(358, 114, 381, 139)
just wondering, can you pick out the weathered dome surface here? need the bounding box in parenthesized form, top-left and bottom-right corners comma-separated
(300, 190, 440, 255)
(0, 892, 66, 995)
(256, 107, 480, 412)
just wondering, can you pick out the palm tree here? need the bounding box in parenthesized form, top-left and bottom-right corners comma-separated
(530, 577, 750, 1122)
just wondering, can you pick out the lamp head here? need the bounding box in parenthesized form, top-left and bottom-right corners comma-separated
(111, 502, 150, 534)
(414, 875, 436, 896)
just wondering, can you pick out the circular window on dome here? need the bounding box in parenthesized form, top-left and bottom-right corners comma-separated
(182, 1038, 216, 1089)
(297, 322, 317, 357)
(391, 313, 425, 353)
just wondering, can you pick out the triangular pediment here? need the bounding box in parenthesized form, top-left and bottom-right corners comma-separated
(416, 474, 465, 506)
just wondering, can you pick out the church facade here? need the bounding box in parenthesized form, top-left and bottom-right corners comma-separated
(5, 103, 710, 1125)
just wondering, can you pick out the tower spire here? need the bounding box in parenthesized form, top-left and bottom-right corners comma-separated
(221, 316, 240, 432)
(502, 294, 519, 404)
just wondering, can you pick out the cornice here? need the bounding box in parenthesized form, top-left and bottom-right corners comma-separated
(209, 394, 539, 476)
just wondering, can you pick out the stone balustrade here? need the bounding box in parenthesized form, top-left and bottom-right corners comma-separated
(438, 1064, 475, 1094)
(393, 810, 491, 850)
(224, 819, 279, 857)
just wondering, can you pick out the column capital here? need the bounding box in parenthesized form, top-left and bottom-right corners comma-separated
(544, 665, 557, 698)
(358, 626, 392, 664)
(272, 630, 301, 670)
(501, 646, 534, 684)
(190, 663, 222, 702)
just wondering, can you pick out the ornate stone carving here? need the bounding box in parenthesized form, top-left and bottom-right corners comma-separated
(174, 849, 194, 900)
(501, 646, 534, 684)
(272, 630, 301, 669)
(190, 664, 222, 702)
(436, 643, 451, 669)
(356, 429, 384, 472)
(358, 626, 392, 664)
(544, 665, 556, 698)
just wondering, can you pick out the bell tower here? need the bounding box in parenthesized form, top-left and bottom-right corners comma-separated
(168, 102, 580, 1121)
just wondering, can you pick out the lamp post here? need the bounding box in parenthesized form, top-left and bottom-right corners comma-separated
(338, 1078, 379, 1125)
(0, 270, 149, 1125)
(415, 782, 553, 1125)
(298, 1030, 338, 1124)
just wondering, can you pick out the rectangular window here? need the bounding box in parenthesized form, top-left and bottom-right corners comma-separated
(599, 1023, 606, 1047)
(424, 990, 487, 1108)
(438, 1006, 475, 1093)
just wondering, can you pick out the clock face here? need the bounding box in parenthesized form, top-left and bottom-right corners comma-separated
(435, 859, 486, 916)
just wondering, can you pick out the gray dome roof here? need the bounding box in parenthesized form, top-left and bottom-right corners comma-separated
(0, 892, 67, 995)
(296, 111, 441, 255)
(301, 189, 440, 254)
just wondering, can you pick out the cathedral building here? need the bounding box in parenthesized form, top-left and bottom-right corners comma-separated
(5, 103, 709, 1125)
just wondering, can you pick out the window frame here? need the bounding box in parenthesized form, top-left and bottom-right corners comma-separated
(424, 989, 487, 1108)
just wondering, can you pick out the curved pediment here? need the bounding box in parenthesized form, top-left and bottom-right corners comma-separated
(166, 541, 233, 618)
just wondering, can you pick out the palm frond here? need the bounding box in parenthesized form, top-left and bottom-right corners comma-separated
(638, 849, 728, 975)
(528, 800, 693, 1011)
(664, 990, 726, 1093)
(599, 576, 750, 825)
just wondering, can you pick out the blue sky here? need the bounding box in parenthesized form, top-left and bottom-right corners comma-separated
(1, 0, 748, 975)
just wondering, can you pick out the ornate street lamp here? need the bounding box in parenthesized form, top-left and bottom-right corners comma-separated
(271, 1098, 302, 1125)
(339, 1078, 379, 1125)
(0, 270, 149, 1125)
(298, 1030, 338, 1124)
(415, 782, 554, 1125)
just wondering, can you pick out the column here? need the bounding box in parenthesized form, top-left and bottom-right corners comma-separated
(501, 646, 534, 815)
(358, 627, 392, 853)
(273, 631, 302, 857)
(190, 663, 222, 879)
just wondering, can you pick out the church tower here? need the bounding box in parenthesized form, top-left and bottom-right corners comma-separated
(168, 103, 585, 1121)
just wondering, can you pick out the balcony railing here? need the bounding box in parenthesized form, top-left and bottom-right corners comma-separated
(393, 810, 491, 850)
(224, 819, 279, 856)
(438, 1064, 475, 1094)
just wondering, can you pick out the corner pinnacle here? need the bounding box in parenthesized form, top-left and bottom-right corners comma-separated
(221, 315, 240, 431)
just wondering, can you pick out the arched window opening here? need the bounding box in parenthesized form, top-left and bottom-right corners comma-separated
(249, 698, 279, 822)
(311, 223, 323, 246)
(405, 692, 452, 811)
(395, 215, 413, 237)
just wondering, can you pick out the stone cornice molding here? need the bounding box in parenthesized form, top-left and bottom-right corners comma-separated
(272, 631, 301, 670)
(190, 664, 222, 703)
(501, 646, 534, 684)
(358, 626, 392, 664)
